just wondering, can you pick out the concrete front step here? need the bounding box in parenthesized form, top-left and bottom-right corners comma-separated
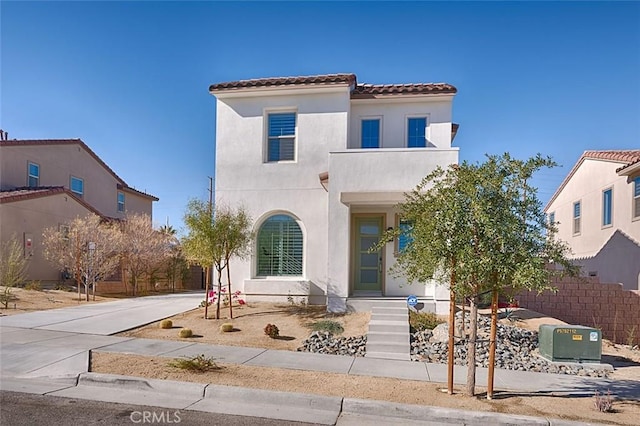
(366, 331, 408, 345)
(367, 322, 409, 334)
(371, 313, 408, 322)
(366, 342, 410, 354)
(365, 351, 410, 361)
(371, 306, 408, 314)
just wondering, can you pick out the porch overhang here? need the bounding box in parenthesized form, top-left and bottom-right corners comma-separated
(340, 191, 406, 206)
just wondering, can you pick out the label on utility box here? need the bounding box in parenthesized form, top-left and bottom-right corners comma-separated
(572, 334, 583, 341)
(590, 332, 599, 342)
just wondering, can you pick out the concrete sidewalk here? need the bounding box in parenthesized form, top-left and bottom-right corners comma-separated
(1, 292, 636, 425)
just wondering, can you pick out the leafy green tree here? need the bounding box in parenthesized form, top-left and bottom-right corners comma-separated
(383, 153, 576, 397)
(182, 200, 252, 319)
(0, 235, 29, 308)
(43, 214, 121, 301)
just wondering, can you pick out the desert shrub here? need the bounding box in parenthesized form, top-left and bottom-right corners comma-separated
(409, 310, 444, 331)
(160, 319, 173, 329)
(53, 283, 72, 291)
(594, 390, 614, 412)
(24, 281, 42, 291)
(178, 328, 193, 338)
(220, 323, 234, 332)
(168, 354, 220, 372)
(264, 323, 279, 338)
(310, 320, 344, 335)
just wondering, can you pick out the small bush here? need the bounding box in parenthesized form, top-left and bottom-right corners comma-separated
(220, 323, 234, 332)
(160, 319, 173, 329)
(178, 328, 193, 338)
(264, 323, 279, 338)
(24, 281, 42, 291)
(594, 390, 614, 412)
(169, 354, 220, 372)
(409, 311, 444, 331)
(310, 320, 344, 335)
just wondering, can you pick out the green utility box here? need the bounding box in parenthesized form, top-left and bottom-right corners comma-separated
(538, 325, 602, 362)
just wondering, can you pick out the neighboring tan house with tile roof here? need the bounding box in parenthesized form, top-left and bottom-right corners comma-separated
(210, 73, 459, 313)
(0, 136, 158, 287)
(545, 150, 640, 290)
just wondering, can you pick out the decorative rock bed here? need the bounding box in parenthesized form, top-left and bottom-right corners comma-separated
(297, 331, 366, 356)
(411, 312, 611, 378)
(297, 311, 613, 378)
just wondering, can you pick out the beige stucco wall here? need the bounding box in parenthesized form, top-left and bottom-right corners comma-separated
(546, 159, 640, 258)
(0, 193, 94, 283)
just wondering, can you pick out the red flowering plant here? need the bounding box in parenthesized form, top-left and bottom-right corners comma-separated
(200, 289, 245, 308)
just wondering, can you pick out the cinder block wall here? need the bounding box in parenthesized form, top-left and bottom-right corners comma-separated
(517, 276, 640, 346)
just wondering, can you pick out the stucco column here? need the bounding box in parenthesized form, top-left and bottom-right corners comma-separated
(327, 189, 349, 312)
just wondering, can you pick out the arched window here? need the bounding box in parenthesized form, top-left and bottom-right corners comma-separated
(257, 214, 303, 276)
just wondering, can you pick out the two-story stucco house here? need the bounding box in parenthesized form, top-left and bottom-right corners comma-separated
(0, 135, 158, 287)
(209, 73, 459, 312)
(545, 150, 640, 290)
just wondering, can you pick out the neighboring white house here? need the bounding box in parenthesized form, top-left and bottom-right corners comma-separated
(545, 150, 640, 290)
(209, 73, 460, 312)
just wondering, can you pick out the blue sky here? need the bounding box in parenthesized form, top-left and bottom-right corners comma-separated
(2, 1, 639, 233)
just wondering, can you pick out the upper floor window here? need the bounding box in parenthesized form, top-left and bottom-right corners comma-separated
(28, 162, 40, 187)
(573, 201, 581, 235)
(267, 112, 296, 162)
(117, 191, 125, 213)
(548, 212, 555, 225)
(634, 177, 640, 219)
(361, 119, 380, 148)
(407, 117, 427, 148)
(602, 188, 612, 227)
(257, 214, 303, 276)
(70, 176, 84, 197)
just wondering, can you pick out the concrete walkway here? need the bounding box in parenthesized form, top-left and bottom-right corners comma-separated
(1, 293, 638, 425)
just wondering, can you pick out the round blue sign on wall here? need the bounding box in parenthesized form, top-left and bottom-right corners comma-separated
(407, 295, 418, 307)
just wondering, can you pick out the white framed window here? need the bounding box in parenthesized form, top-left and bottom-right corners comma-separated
(602, 188, 612, 227)
(257, 214, 303, 276)
(28, 162, 40, 187)
(360, 118, 381, 148)
(634, 177, 640, 220)
(70, 176, 84, 197)
(266, 112, 296, 162)
(117, 191, 125, 213)
(407, 116, 428, 148)
(573, 201, 581, 235)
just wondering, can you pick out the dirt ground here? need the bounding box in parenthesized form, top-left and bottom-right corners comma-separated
(3, 289, 639, 424)
(0, 286, 120, 316)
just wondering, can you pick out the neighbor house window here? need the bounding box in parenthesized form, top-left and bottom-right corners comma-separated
(548, 212, 555, 225)
(257, 214, 303, 276)
(117, 191, 125, 212)
(267, 112, 296, 162)
(573, 201, 581, 235)
(634, 177, 640, 219)
(70, 176, 84, 197)
(361, 119, 380, 148)
(407, 117, 427, 148)
(28, 162, 40, 187)
(602, 188, 612, 227)
(396, 218, 414, 254)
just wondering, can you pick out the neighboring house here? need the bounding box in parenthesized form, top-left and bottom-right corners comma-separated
(545, 150, 640, 290)
(0, 134, 158, 287)
(209, 73, 460, 312)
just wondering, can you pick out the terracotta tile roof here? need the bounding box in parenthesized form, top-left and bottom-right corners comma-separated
(0, 186, 102, 215)
(209, 73, 357, 92)
(351, 82, 457, 98)
(0, 139, 158, 200)
(545, 149, 640, 210)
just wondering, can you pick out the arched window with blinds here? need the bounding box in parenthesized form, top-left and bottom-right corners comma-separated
(257, 214, 303, 276)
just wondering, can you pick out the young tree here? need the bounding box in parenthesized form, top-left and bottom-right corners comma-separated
(182, 200, 252, 320)
(383, 153, 576, 397)
(43, 214, 121, 301)
(119, 213, 172, 296)
(0, 235, 29, 308)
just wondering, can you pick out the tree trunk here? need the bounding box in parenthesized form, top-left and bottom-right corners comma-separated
(487, 288, 499, 399)
(204, 266, 210, 319)
(216, 267, 222, 320)
(466, 293, 478, 396)
(447, 289, 456, 394)
(226, 260, 233, 319)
